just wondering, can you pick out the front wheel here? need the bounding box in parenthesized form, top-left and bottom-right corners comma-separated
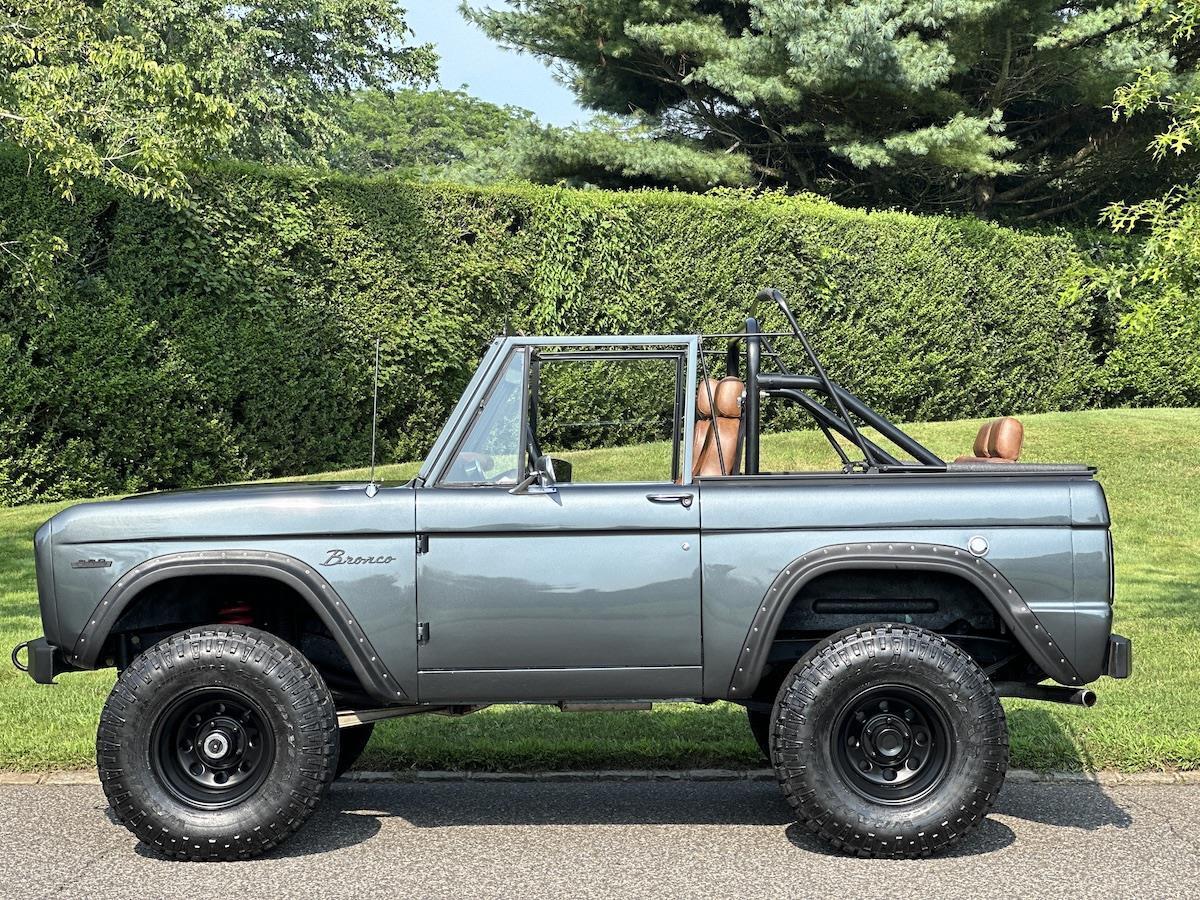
(97, 626, 339, 861)
(769, 624, 1008, 858)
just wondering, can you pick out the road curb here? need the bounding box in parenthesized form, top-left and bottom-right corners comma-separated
(5, 768, 1200, 786)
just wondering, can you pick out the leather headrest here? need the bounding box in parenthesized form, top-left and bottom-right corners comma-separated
(696, 377, 743, 419)
(973, 417, 1024, 461)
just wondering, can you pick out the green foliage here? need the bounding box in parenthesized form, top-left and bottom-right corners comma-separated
(114, 0, 438, 167)
(1098, 0, 1200, 405)
(0, 157, 1176, 505)
(327, 90, 748, 190)
(0, 0, 435, 210)
(0, 0, 235, 204)
(464, 0, 1195, 219)
(503, 117, 751, 190)
(328, 88, 534, 177)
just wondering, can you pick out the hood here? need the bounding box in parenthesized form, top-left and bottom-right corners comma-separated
(51, 481, 415, 544)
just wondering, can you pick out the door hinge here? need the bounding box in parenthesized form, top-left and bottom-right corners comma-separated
(416, 533, 429, 554)
(417, 622, 430, 645)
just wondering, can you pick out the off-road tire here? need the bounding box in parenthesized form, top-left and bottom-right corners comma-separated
(746, 709, 772, 761)
(97, 626, 339, 861)
(771, 624, 1008, 858)
(335, 723, 375, 779)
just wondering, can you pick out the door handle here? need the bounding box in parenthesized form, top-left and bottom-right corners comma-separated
(646, 492, 694, 509)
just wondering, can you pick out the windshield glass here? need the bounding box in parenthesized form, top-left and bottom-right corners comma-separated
(441, 351, 525, 484)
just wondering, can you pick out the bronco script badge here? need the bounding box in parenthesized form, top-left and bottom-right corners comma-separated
(320, 549, 397, 566)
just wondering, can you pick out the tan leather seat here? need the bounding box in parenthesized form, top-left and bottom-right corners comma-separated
(693, 377, 744, 476)
(955, 417, 1024, 463)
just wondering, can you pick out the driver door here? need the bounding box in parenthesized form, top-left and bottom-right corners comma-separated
(414, 342, 702, 703)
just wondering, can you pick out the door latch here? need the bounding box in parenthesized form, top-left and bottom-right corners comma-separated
(417, 622, 430, 645)
(416, 534, 429, 554)
(646, 492, 694, 509)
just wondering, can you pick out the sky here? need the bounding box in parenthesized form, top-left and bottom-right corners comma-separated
(405, 3, 589, 126)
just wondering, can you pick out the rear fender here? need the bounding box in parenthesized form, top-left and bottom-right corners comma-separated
(726, 541, 1081, 698)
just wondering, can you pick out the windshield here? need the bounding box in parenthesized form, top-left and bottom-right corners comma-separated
(441, 351, 526, 484)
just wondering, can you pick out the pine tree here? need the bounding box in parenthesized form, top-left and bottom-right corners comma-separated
(465, 0, 1197, 219)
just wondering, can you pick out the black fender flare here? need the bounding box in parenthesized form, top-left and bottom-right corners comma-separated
(726, 541, 1080, 697)
(70, 549, 406, 704)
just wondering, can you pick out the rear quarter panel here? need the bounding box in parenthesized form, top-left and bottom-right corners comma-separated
(699, 473, 1111, 696)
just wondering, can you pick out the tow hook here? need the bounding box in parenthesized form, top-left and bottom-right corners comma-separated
(11, 640, 30, 673)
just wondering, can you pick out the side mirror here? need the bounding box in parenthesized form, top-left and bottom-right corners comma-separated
(508, 455, 558, 495)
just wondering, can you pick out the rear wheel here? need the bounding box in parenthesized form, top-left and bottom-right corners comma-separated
(770, 624, 1008, 858)
(97, 626, 338, 861)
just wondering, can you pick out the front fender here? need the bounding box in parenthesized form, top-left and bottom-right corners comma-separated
(71, 549, 406, 705)
(726, 541, 1082, 699)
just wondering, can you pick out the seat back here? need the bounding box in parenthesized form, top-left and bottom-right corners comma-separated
(692, 377, 744, 476)
(959, 417, 1024, 463)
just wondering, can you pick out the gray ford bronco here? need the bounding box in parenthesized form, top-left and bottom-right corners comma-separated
(13, 289, 1131, 860)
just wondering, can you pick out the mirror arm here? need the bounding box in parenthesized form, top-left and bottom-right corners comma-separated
(508, 472, 539, 495)
(508, 455, 557, 495)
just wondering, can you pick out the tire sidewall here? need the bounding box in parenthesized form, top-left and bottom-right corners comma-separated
(98, 628, 337, 857)
(773, 625, 1008, 851)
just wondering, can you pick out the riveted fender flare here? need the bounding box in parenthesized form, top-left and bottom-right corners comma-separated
(70, 550, 406, 705)
(726, 541, 1081, 698)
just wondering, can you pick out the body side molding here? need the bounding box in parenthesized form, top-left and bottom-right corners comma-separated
(726, 541, 1080, 697)
(71, 549, 406, 704)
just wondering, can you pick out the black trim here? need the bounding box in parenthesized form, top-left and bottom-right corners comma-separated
(744, 317, 761, 473)
(1105, 634, 1132, 679)
(14, 636, 80, 685)
(727, 541, 1082, 698)
(71, 550, 405, 704)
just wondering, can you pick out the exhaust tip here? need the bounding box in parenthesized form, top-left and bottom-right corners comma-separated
(1079, 689, 1098, 708)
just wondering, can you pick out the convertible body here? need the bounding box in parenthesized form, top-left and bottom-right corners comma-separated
(13, 291, 1132, 860)
(25, 334, 1127, 705)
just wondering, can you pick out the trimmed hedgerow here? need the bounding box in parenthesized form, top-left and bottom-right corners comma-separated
(0, 159, 1144, 505)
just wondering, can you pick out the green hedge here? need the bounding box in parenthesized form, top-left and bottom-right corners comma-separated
(0, 159, 1176, 505)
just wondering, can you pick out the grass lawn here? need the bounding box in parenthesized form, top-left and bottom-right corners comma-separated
(1, 408, 1197, 773)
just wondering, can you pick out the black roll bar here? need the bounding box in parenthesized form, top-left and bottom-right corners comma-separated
(744, 317, 761, 474)
(758, 374, 944, 467)
(767, 386, 898, 467)
(756, 287, 878, 470)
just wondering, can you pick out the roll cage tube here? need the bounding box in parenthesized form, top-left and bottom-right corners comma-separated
(758, 287, 879, 471)
(717, 289, 944, 474)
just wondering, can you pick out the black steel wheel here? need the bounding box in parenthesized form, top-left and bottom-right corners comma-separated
(151, 688, 276, 808)
(831, 684, 952, 805)
(770, 624, 1008, 858)
(98, 626, 338, 861)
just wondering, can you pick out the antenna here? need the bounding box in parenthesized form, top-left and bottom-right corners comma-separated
(365, 337, 381, 498)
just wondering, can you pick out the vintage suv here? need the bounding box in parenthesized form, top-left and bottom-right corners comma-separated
(13, 289, 1131, 860)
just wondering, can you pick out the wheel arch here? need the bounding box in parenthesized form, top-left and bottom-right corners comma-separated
(726, 541, 1080, 699)
(72, 550, 404, 704)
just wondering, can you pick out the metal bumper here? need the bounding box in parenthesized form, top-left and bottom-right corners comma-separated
(1104, 634, 1133, 679)
(11, 637, 77, 685)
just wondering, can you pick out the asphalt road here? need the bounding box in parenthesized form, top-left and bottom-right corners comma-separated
(1, 779, 1197, 899)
